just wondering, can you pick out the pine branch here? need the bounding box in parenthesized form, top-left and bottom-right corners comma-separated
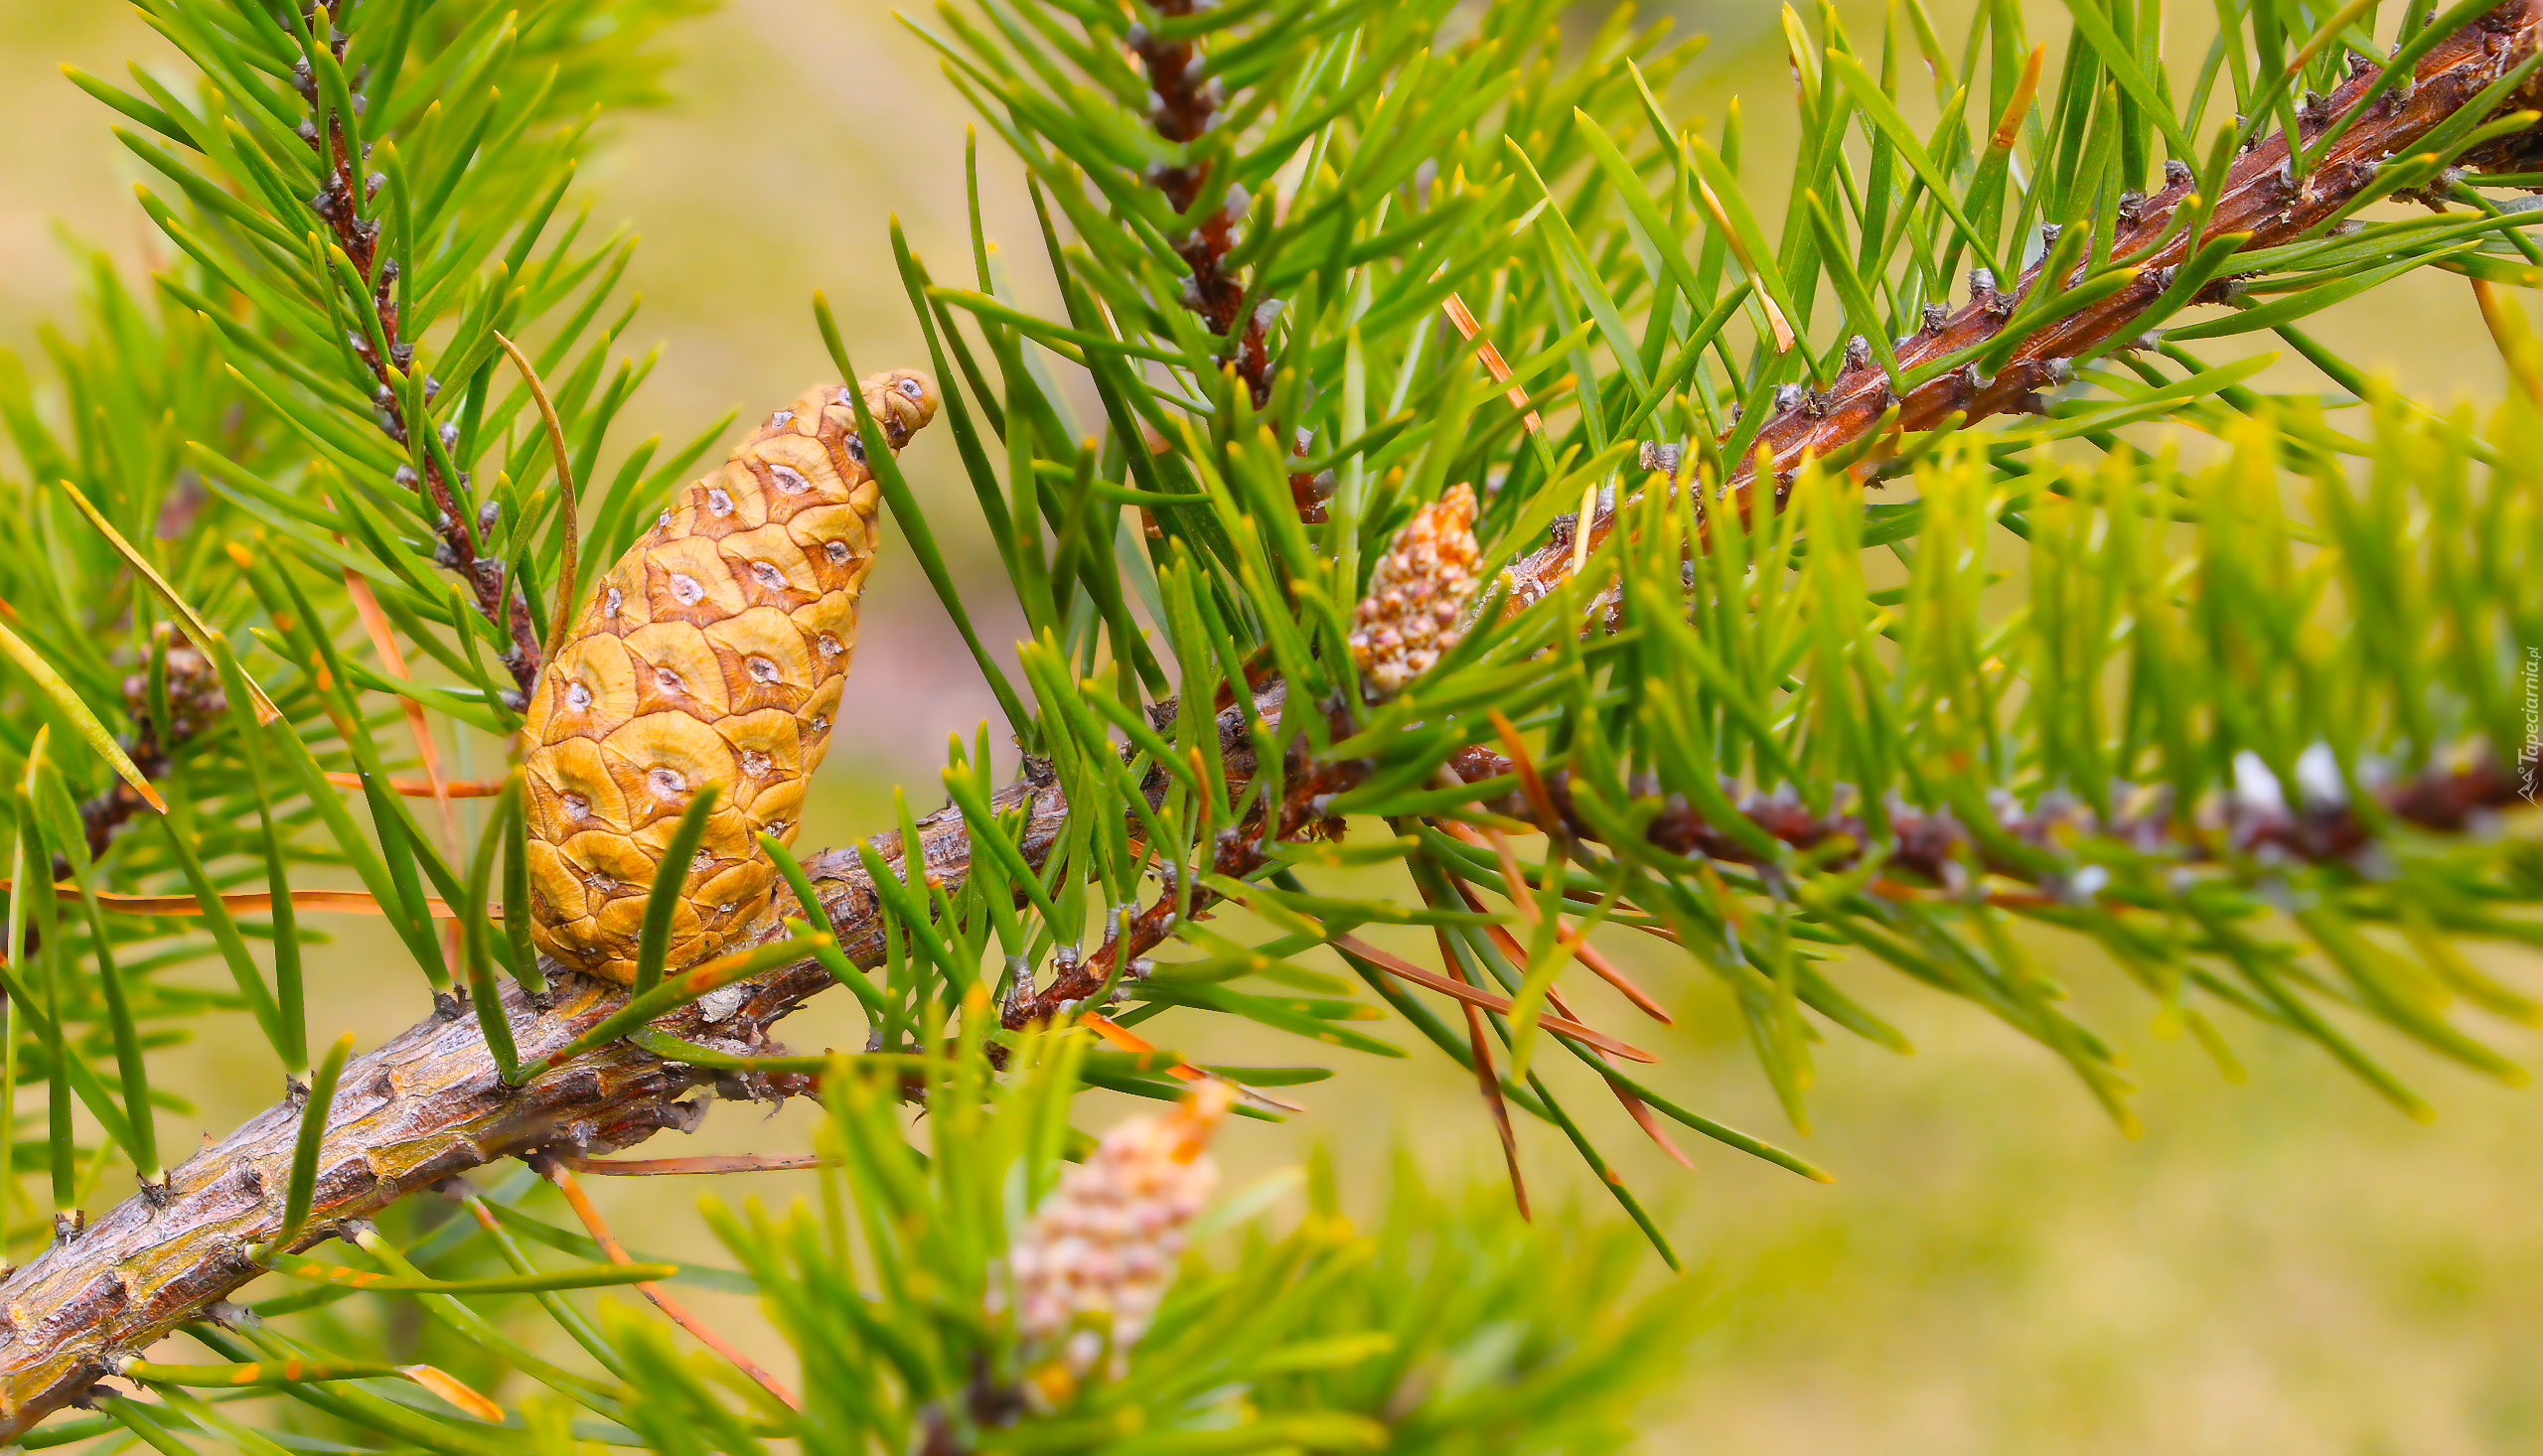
(1123, 0, 1334, 520)
(1002, 682, 1308, 1028)
(0, 594, 2521, 1436)
(0, 687, 1250, 1437)
(21, 644, 226, 959)
(65, 643, 227, 874)
(1456, 744, 2526, 900)
(1131, 2, 1272, 405)
(291, 28, 543, 694)
(1500, 0, 2543, 613)
(5, 638, 2502, 1443)
(13, 3, 2543, 1441)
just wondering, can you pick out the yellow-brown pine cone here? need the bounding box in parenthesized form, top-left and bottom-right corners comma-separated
(519, 369, 939, 984)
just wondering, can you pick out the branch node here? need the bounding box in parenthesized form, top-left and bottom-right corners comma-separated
(1970, 267, 2013, 315)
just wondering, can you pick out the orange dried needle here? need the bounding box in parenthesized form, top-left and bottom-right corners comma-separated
(1486, 709, 1560, 831)
(1330, 931, 1653, 1062)
(340, 569, 458, 849)
(323, 773, 508, 798)
(1441, 292, 1544, 433)
(1445, 820, 1671, 1022)
(1443, 880, 1690, 1167)
(1079, 1010, 1304, 1115)
(534, 1154, 801, 1411)
(0, 879, 462, 920)
(1420, 888, 1527, 1219)
(1990, 45, 2046, 152)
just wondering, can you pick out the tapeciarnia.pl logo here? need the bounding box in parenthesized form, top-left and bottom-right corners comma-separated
(2523, 645, 2540, 802)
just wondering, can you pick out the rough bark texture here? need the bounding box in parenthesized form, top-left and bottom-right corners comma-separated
(0, 677, 1290, 1436)
(1501, 0, 2543, 612)
(0, 759, 1067, 1435)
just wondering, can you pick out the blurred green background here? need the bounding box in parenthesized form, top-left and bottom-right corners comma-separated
(8, 1, 2543, 1451)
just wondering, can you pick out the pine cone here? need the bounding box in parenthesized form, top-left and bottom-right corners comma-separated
(1347, 483, 1479, 695)
(519, 371, 938, 984)
(1004, 1083, 1232, 1370)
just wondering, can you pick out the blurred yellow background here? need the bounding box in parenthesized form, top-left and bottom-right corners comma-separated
(7, 1, 2543, 1452)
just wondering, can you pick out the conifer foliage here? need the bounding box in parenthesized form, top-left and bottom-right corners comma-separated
(0, 0, 2538, 1447)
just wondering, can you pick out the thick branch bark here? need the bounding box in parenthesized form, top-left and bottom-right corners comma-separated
(0, 735, 1100, 1436)
(1502, 0, 2543, 613)
(0, 677, 1293, 1435)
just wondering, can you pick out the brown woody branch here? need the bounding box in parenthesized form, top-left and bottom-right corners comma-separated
(1130, 4, 1272, 406)
(0, 719, 1103, 1437)
(999, 680, 1335, 1028)
(8, 8, 2543, 1440)
(1449, 744, 2526, 899)
(59, 643, 228, 878)
(1126, 3, 1334, 520)
(0, 677, 1296, 1437)
(0, 676, 2520, 1435)
(1501, 0, 2543, 614)
(22, 643, 225, 957)
(293, 38, 543, 695)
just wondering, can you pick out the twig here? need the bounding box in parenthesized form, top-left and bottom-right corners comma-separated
(1533, 752, 2520, 888)
(1128, 2, 1272, 406)
(293, 40, 540, 692)
(60, 638, 225, 876)
(1125, 0, 1334, 519)
(1498, 0, 2543, 613)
